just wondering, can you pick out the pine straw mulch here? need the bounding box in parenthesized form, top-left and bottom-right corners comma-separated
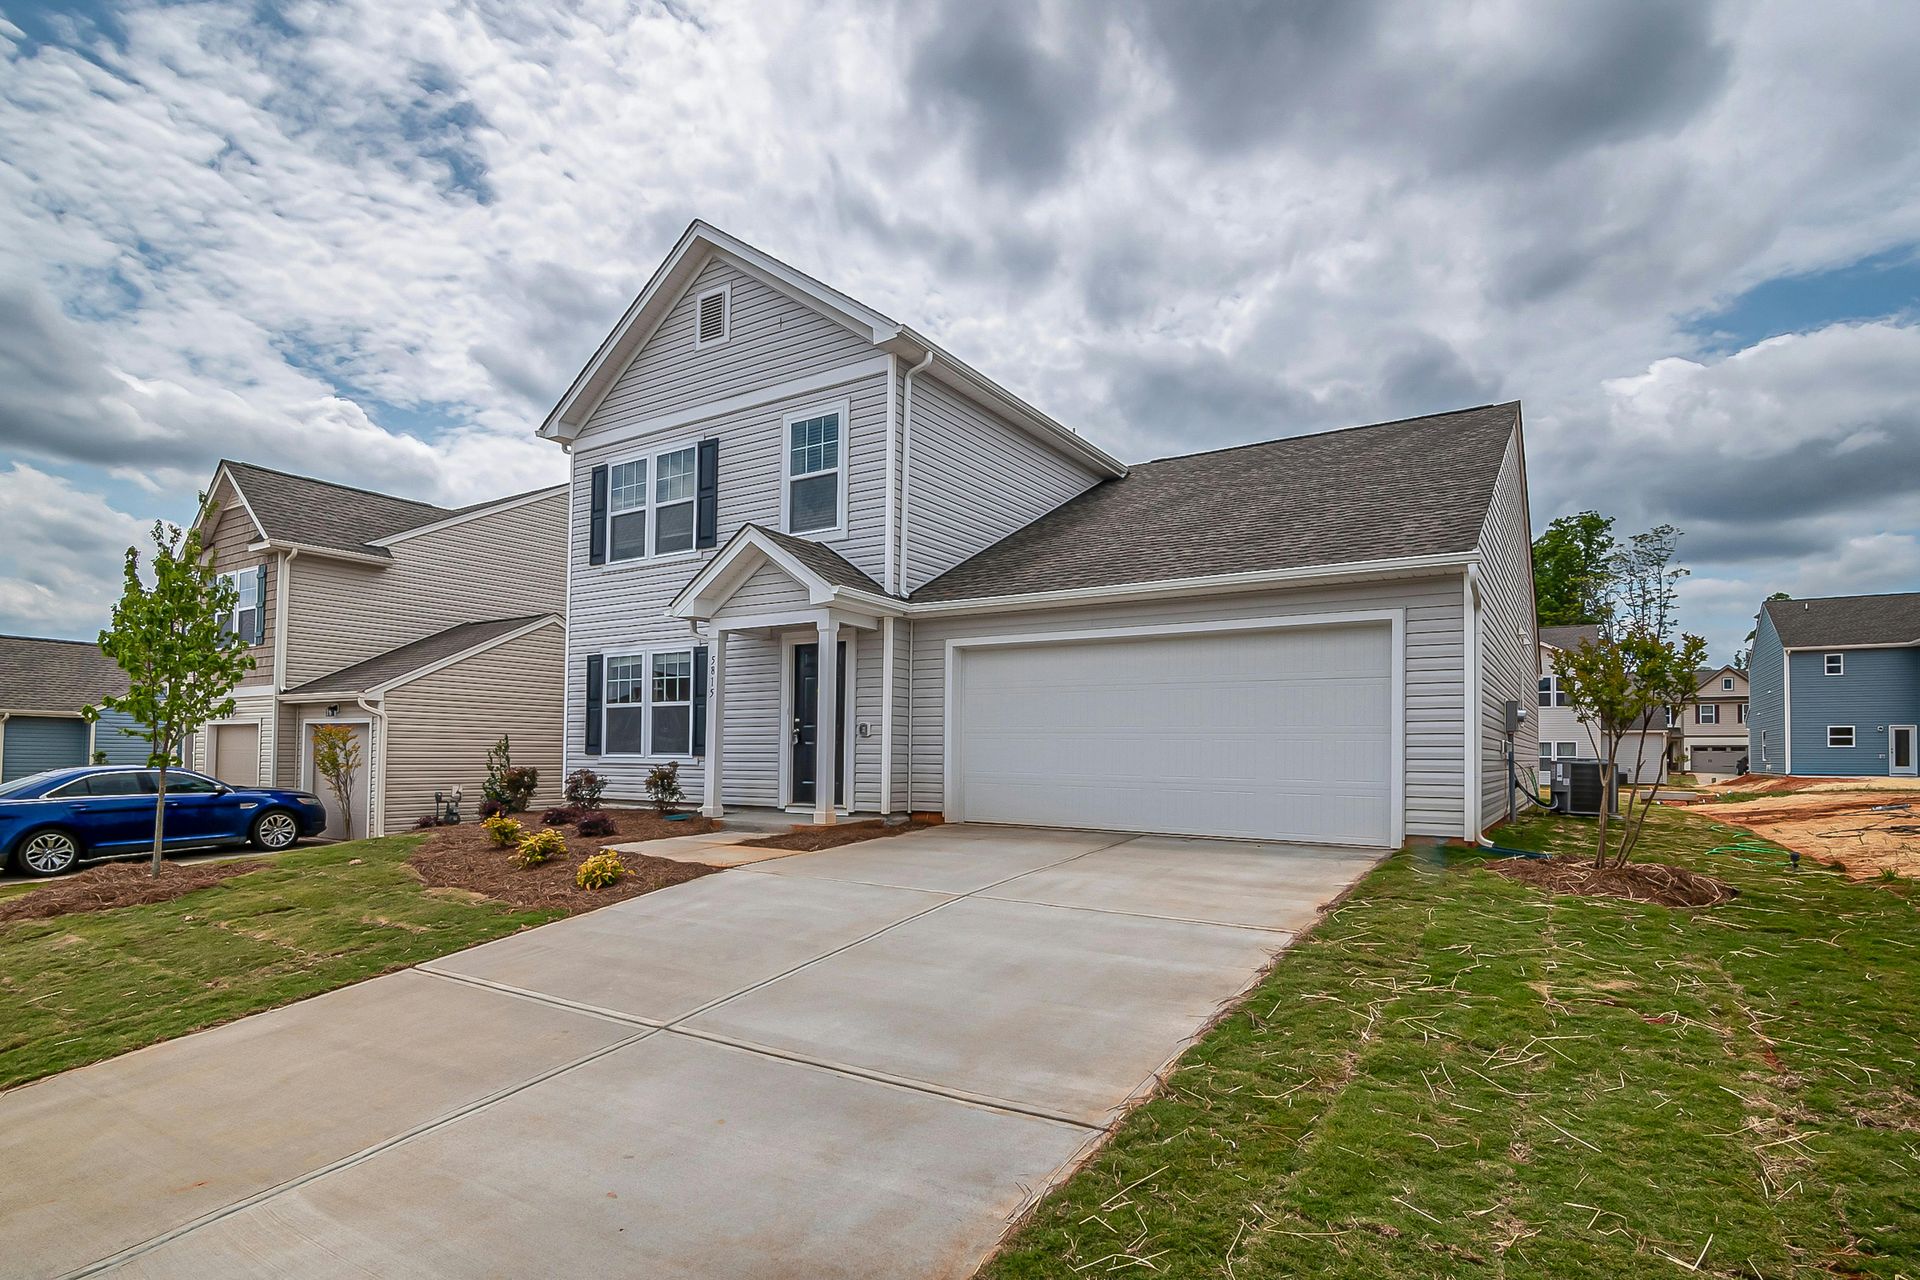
(408, 808, 721, 912)
(1484, 854, 1738, 907)
(0, 857, 266, 926)
(739, 813, 943, 853)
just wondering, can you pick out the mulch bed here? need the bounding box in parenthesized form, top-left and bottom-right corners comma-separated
(740, 814, 942, 853)
(1483, 855, 1737, 907)
(408, 807, 721, 913)
(0, 858, 265, 926)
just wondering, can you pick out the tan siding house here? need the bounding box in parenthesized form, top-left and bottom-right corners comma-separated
(538, 221, 1539, 846)
(190, 463, 566, 836)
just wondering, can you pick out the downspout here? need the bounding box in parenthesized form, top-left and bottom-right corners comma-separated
(898, 349, 934, 817)
(0, 711, 9, 779)
(1463, 566, 1483, 842)
(356, 694, 388, 837)
(272, 548, 296, 785)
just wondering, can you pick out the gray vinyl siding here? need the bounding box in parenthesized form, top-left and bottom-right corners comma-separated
(901, 377, 1103, 594)
(730, 561, 814, 614)
(93, 708, 152, 767)
(1783, 646, 1920, 775)
(904, 574, 1470, 838)
(565, 371, 891, 808)
(0, 716, 89, 782)
(1474, 427, 1538, 827)
(201, 475, 275, 674)
(381, 625, 565, 832)
(1748, 612, 1787, 773)
(587, 256, 877, 433)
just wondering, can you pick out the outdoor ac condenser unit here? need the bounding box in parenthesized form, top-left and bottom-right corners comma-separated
(1550, 760, 1620, 817)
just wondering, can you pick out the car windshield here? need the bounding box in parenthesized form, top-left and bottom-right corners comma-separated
(0, 770, 65, 799)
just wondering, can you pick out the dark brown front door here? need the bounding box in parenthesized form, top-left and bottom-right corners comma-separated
(791, 641, 847, 806)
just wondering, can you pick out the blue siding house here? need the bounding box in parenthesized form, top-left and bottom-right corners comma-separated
(1748, 593, 1920, 777)
(0, 635, 151, 783)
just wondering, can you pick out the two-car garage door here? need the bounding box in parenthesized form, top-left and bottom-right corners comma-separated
(951, 622, 1395, 846)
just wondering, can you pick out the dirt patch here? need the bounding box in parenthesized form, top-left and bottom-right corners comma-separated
(1482, 855, 1738, 907)
(0, 858, 265, 926)
(409, 807, 721, 912)
(740, 814, 942, 853)
(1699, 790, 1920, 880)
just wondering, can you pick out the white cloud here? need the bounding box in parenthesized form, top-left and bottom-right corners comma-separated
(0, 464, 148, 637)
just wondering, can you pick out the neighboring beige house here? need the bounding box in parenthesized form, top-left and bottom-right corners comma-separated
(1678, 664, 1749, 775)
(1536, 624, 1669, 785)
(537, 221, 1538, 846)
(190, 462, 566, 837)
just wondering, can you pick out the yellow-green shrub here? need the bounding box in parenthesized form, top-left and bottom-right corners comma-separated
(482, 814, 524, 848)
(513, 828, 568, 867)
(575, 850, 625, 889)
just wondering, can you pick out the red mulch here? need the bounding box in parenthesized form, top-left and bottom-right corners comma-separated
(0, 858, 265, 926)
(740, 813, 943, 853)
(408, 807, 721, 912)
(1483, 855, 1737, 907)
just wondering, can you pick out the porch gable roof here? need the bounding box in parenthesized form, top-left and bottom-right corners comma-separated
(668, 525, 899, 622)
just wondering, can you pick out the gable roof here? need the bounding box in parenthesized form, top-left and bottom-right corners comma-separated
(210, 461, 557, 561)
(0, 635, 129, 712)
(911, 402, 1520, 604)
(536, 221, 1125, 478)
(1764, 591, 1920, 649)
(667, 524, 895, 623)
(283, 616, 556, 698)
(750, 525, 887, 595)
(1539, 624, 1600, 650)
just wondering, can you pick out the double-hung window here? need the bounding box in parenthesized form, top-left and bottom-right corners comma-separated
(605, 444, 699, 562)
(608, 460, 649, 561)
(1828, 725, 1855, 749)
(1698, 703, 1719, 725)
(1537, 675, 1569, 708)
(217, 569, 258, 643)
(1824, 653, 1845, 676)
(600, 649, 697, 758)
(1736, 701, 1747, 724)
(784, 404, 845, 537)
(1538, 741, 1580, 767)
(653, 447, 697, 554)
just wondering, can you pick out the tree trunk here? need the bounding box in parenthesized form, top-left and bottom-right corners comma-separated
(151, 763, 169, 878)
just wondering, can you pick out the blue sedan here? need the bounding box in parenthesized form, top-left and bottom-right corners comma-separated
(0, 766, 328, 877)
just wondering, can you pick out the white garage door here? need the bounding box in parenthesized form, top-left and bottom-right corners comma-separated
(952, 623, 1395, 845)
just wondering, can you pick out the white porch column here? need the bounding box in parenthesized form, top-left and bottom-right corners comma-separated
(814, 617, 840, 826)
(702, 631, 727, 819)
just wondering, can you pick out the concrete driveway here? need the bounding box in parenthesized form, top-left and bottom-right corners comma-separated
(0, 824, 1381, 1279)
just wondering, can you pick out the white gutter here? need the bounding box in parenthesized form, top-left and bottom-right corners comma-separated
(882, 353, 899, 594)
(1463, 566, 1482, 839)
(356, 694, 388, 837)
(1783, 652, 1792, 775)
(896, 349, 935, 596)
(0, 711, 9, 779)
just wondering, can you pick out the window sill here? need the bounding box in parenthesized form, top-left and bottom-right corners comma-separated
(593, 753, 702, 765)
(594, 549, 705, 571)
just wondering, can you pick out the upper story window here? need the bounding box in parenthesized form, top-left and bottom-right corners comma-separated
(1824, 653, 1845, 675)
(1736, 701, 1748, 724)
(783, 403, 847, 539)
(1721, 675, 1735, 690)
(1537, 675, 1569, 708)
(1698, 703, 1719, 725)
(605, 444, 699, 563)
(216, 568, 262, 645)
(694, 285, 731, 349)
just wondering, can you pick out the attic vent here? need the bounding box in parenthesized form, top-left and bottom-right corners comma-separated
(695, 286, 730, 348)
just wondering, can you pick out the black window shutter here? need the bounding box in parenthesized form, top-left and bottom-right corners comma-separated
(252, 564, 268, 645)
(695, 438, 719, 549)
(584, 654, 604, 756)
(691, 644, 709, 757)
(588, 465, 609, 566)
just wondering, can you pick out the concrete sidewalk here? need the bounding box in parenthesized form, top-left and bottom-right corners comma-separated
(0, 824, 1382, 1279)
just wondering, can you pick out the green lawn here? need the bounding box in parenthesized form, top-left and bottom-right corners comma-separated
(0, 836, 559, 1090)
(986, 806, 1919, 1279)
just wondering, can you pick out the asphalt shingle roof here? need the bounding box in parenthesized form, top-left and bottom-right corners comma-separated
(0, 635, 129, 711)
(219, 461, 557, 558)
(910, 402, 1520, 603)
(284, 616, 552, 697)
(1764, 592, 1920, 649)
(750, 525, 888, 594)
(1539, 624, 1600, 650)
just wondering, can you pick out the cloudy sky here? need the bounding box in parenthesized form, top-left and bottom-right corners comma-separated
(2, 0, 1917, 662)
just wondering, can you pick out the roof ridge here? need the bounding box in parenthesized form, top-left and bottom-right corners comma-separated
(1134, 401, 1521, 469)
(1767, 589, 1920, 607)
(0, 633, 106, 646)
(220, 459, 453, 514)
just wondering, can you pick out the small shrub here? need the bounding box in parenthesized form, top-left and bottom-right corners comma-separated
(482, 813, 525, 848)
(541, 806, 582, 827)
(575, 850, 625, 889)
(577, 812, 616, 838)
(563, 768, 606, 810)
(478, 797, 508, 820)
(412, 813, 439, 830)
(501, 765, 540, 813)
(645, 761, 684, 815)
(513, 828, 568, 868)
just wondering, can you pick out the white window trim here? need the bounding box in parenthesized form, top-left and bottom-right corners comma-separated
(600, 440, 703, 568)
(693, 283, 732, 350)
(1824, 653, 1845, 675)
(649, 650, 696, 759)
(217, 568, 259, 642)
(1721, 676, 1735, 690)
(1698, 703, 1719, 725)
(1736, 701, 1747, 724)
(599, 647, 701, 763)
(779, 398, 851, 542)
(1827, 725, 1855, 749)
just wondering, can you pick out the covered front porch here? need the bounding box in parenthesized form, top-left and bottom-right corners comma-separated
(672, 526, 905, 826)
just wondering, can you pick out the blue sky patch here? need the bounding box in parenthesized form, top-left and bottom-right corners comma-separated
(1687, 246, 1920, 352)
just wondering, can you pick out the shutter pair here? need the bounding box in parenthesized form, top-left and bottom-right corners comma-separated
(588, 439, 719, 566)
(252, 564, 268, 646)
(582, 646, 710, 758)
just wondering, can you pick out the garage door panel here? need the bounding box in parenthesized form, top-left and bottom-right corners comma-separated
(954, 625, 1394, 845)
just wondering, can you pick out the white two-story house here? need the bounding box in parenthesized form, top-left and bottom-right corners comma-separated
(539, 222, 1537, 847)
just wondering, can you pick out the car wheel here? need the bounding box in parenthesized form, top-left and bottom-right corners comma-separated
(251, 810, 300, 851)
(17, 828, 81, 877)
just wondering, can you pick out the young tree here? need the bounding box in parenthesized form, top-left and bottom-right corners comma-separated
(1532, 511, 1617, 626)
(89, 504, 254, 876)
(1608, 523, 1688, 642)
(310, 724, 363, 841)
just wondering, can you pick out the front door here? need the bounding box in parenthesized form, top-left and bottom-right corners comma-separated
(1893, 725, 1918, 777)
(791, 641, 847, 807)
